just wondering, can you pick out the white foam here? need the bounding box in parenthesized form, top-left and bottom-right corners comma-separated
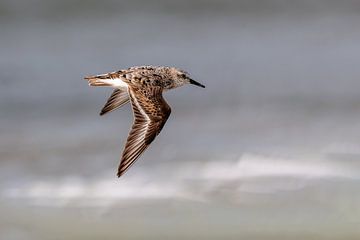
(201, 154, 339, 179)
(2, 153, 359, 207)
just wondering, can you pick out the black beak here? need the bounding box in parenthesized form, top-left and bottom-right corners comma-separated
(189, 78, 205, 88)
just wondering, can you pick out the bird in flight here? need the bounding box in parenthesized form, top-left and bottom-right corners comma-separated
(84, 66, 205, 177)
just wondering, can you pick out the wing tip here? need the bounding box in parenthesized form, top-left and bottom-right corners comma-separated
(117, 169, 125, 178)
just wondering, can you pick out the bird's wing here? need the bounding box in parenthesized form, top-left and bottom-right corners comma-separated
(117, 86, 171, 177)
(100, 89, 130, 116)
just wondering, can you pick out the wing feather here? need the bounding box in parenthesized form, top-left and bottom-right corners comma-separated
(100, 89, 130, 116)
(117, 87, 171, 177)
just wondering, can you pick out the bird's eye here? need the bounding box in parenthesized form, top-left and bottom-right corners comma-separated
(179, 74, 186, 78)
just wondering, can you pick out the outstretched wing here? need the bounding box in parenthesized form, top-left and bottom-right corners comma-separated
(100, 89, 130, 116)
(117, 86, 171, 177)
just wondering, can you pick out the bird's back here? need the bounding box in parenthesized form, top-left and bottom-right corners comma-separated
(119, 66, 171, 89)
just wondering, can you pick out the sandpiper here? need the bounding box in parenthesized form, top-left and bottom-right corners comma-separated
(85, 66, 205, 177)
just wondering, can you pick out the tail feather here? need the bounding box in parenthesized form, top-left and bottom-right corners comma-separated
(85, 77, 111, 86)
(84, 74, 114, 86)
(84, 72, 125, 87)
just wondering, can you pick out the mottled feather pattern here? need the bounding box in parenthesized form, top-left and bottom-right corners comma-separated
(117, 86, 171, 177)
(120, 68, 169, 88)
(85, 65, 204, 177)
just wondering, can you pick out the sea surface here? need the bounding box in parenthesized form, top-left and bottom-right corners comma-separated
(1, 1, 360, 239)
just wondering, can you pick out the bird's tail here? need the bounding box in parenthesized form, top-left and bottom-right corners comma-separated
(84, 74, 113, 86)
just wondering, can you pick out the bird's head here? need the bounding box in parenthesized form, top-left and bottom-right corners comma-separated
(169, 68, 205, 89)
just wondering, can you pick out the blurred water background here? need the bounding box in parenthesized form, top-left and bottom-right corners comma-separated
(1, 0, 360, 239)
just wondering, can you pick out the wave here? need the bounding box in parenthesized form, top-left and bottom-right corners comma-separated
(2, 153, 358, 207)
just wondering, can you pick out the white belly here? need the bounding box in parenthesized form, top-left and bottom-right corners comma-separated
(103, 77, 128, 89)
(114, 78, 129, 88)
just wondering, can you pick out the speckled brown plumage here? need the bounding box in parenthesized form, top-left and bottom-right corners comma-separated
(84, 66, 205, 177)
